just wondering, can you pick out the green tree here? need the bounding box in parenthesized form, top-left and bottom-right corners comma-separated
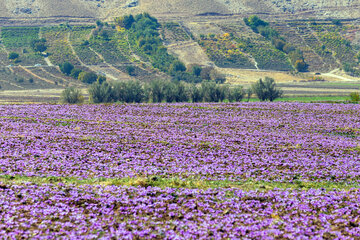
(96, 20, 104, 28)
(190, 84, 203, 102)
(170, 61, 186, 74)
(350, 92, 360, 102)
(126, 66, 136, 76)
(31, 39, 47, 52)
(59, 62, 74, 75)
(244, 15, 268, 32)
(251, 77, 283, 101)
(149, 79, 165, 103)
(229, 86, 245, 102)
(191, 65, 202, 77)
(115, 15, 135, 29)
(272, 38, 286, 51)
(201, 82, 219, 102)
(70, 68, 82, 79)
(78, 72, 98, 84)
(8, 52, 19, 60)
(331, 19, 342, 26)
(246, 88, 253, 102)
(294, 60, 307, 72)
(97, 75, 107, 84)
(124, 80, 144, 103)
(61, 87, 84, 104)
(88, 81, 113, 103)
(210, 70, 226, 84)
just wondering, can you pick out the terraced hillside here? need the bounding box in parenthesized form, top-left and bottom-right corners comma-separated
(0, 1, 359, 99)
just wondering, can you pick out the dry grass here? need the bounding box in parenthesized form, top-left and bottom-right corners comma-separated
(167, 41, 211, 66)
(220, 67, 360, 85)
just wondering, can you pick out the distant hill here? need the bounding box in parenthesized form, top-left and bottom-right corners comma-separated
(0, 0, 359, 20)
(0, 0, 359, 94)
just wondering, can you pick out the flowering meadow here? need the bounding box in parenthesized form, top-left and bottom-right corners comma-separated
(0, 103, 360, 239)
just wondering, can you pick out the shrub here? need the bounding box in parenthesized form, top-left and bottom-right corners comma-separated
(350, 92, 360, 102)
(88, 81, 113, 103)
(246, 88, 253, 102)
(59, 62, 74, 75)
(244, 15, 268, 32)
(258, 26, 279, 39)
(148, 79, 165, 103)
(97, 75, 107, 84)
(61, 87, 84, 104)
(190, 65, 202, 77)
(251, 77, 283, 101)
(170, 61, 186, 74)
(96, 20, 104, 27)
(70, 68, 82, 79)
(273, 38, 286, 51)
(126, 66, 136, 76)
(115, 15, 135, 30)
(31, 38, 47, 52)
(124, 80, 145, 103)
(78, 72, 98, 84)
(229, 86, 245, 102)
(201, 82, 225, 102)
(210, 70, 226, 84)
(188, 84, 201, 102)
(111, 80, 145, 103)
(283, 44, 296, 54)
(295, 60, 307, 72)
(8, 52, 19, 60)
(331, 19, 342, 26)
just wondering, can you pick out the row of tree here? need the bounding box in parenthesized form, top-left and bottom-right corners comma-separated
(88, 79, 245, 103)
(59, 62, 106, 84)
(61, 77, 283, 104)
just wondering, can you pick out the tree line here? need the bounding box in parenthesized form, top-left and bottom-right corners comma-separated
(61, 77, 283, 104)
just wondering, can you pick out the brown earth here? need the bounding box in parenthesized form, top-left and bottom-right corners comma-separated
(1, 0, 359, 22)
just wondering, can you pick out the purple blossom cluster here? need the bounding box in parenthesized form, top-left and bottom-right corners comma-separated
(1, 182, 360, 239)
(0, 103, 360, 181)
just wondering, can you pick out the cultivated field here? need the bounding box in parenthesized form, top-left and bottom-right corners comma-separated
(0, 103, 360, 238)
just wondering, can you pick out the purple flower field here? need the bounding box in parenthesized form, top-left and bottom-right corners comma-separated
(1, 102, 360, 239)
(0, 183, 359, 239)
(1, 103, 360, 181)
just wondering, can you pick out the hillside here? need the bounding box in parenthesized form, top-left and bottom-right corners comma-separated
(0, 0, 359, 102)
(1, 0, 360, 21)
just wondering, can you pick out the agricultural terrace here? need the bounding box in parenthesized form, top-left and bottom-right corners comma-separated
(40, 26, 80, 66)
(1, 103, 360, 238)
(0, 27, 45, 66)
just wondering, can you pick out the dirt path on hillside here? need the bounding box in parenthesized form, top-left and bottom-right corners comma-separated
(44, 57, 54, 66)
(323, 69, 360, 82)
(66, 32, 129, 81)
(0, 79, 24, 89)
(18, 66, 65, 86)
(67, 32, 86, 67)
(87, 47, 133, 81)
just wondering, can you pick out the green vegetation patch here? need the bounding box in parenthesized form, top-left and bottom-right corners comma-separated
(69, 26, 103, 65)
(1, 175, 359, 191)
(161, 22, 191, 42)
(41, 26, 80, 65)
(199, 34, 256, 69)
(1, 27, 40, 48)
(89, 26, 129, 65)
(234, 36, 293, 71)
